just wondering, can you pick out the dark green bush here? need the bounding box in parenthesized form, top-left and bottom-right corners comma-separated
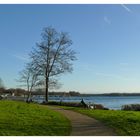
(41, 101, 108, 110)
(122, 104, 140, 111)
(41, 101, 85, 107)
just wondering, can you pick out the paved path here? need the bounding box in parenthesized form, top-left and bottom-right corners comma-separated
(47, 106, 117, 136)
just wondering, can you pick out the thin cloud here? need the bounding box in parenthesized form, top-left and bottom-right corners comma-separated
(95, 72, 129, 80)
(121, 4, 132, 13)
(95, 72, 120, 78)
(104, 16, 111, 25)
(79, 63, 96, 72)
(12, 54, 29, 62)
(119, 62, 129, 66)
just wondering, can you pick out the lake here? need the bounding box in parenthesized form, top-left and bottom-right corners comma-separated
(33, 95, 140, 110)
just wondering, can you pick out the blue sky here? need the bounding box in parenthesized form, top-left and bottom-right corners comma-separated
(1, 4, 140, 93)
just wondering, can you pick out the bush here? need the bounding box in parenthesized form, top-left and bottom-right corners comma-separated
(41, 101, 109, 110)
(0, 95, 3, 100)
(122, 104, 140, 111)
(41, 101, 85, 107)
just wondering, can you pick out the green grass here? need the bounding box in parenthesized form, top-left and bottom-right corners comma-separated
(0, 101, 71, 136)
(60, 106, 140, 136)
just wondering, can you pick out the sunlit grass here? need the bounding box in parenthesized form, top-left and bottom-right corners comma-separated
(61, 106, 140, 136)
(0, 101, 71, 136)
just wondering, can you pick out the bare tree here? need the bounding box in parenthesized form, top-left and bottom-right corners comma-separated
(0, 78, 5, 95)
(30, 27, 77, 102)
(0, 78, 4, 88)
(19, 63, 42, 102)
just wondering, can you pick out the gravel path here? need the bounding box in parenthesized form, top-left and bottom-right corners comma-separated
(47, 106, 117, 136)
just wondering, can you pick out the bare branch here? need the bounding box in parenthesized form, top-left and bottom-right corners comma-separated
(23, 26, 77, 102)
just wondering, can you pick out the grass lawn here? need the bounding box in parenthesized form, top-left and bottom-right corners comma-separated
(0, 101, 71, 136)
(60, 106, 140, 136)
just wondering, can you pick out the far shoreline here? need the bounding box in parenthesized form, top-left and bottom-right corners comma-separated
(80, 93, 140, 96)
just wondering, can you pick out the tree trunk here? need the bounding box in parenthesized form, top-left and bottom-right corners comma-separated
(45, 77, 49, 102)
(26, 92, 30, 102)
(26, 92, 32, 103)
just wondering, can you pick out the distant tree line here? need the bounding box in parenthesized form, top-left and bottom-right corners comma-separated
(47, 91, 80, 96)
(27, 88, 80, 96)
(0, 88, 80, 98)
(0, 77, 81, 97)
(0, 78, 27, 97)
(0, 88, 27, 96)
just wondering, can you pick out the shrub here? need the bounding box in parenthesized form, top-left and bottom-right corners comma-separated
(122, 104, 140, 111)
(41, 101, 85, 107)
(41, 101, 109, 110)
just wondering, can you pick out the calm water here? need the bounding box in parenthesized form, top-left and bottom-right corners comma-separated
(33, 95, 140, 110)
